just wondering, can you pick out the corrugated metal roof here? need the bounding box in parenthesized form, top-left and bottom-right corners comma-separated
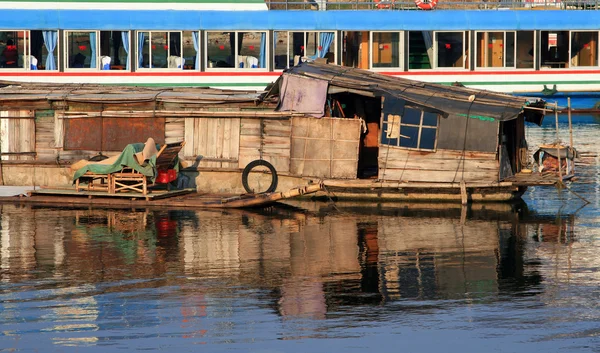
(276, 62, 546, 123)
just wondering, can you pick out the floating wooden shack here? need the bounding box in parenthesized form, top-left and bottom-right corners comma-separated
(0, 62, 577, 203)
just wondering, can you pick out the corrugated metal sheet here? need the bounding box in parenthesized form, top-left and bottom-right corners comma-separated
(277, 62, 546, 124)
(1, 9, 599, 31)
(64, 118, 165, 151)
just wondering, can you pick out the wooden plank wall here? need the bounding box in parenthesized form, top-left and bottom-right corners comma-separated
(0, 110, 36, 161)
(35, 110, 57, 161)
(184, 117, 241, 169)
(290, 117, 361, 179)
(378, 148, 499, 183)
(239, 118, 290, 173)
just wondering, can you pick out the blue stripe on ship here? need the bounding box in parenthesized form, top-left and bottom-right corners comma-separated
(3, 10, 600, 31)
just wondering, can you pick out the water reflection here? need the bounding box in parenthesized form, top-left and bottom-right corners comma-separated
(0, 200, 594, 349)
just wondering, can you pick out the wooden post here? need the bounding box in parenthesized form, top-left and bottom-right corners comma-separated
(554, 103, 562, 182)
(460, 180, 468, 205)
(567, 97, 573, 149)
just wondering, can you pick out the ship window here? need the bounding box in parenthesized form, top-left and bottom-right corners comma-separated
(66, 30, 131, 71)
(475, 31, 516, 69)
(341, 31, 369, 69)
(273, 31, 335, 70)
(137, 31, 195, 70)
(516, 31, 535, 69)
(571, 31, 598, 67)
(207, 31, 267, 69)
(434, 31, 469, 69)
(1, 30, 29, 70)
(371, 31, 401, 69)
(30, 31, 59, 71)
(540, 31, 569, 69)
(408, 31, 433, 70)
(381, 108, 438, 151)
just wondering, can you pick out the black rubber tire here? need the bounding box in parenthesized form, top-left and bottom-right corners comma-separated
(242, 159, 278, 194)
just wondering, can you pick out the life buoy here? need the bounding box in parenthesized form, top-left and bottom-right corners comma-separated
(415, 0, 438, 10)
(375, 0, 394, 9)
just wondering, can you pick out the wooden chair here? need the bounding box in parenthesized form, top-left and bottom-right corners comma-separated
(111, 141, 185, 195)
(75, 172, 113, 193)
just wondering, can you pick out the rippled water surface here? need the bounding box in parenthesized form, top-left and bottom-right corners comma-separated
(1, 115, 599, 352)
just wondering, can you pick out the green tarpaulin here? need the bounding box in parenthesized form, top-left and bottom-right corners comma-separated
(72, 143, 158, 182)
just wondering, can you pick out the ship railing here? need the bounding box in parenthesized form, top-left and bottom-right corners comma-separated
(264, 0, 599, 10)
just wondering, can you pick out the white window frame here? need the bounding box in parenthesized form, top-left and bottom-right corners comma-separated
(369, 31, 404, 71)
(568, 30, 600, 69)
(136, 30, 184, 71)
(271, 30, 335, 71)
(205, 30, 269, 71)
(474, 31, 517, 70)
(64, 30, 101, 71)
(433, 30, 469, 70)
(0, 29, 30, 71)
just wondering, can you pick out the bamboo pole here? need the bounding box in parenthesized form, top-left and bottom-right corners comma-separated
(568, 97, 573, 149)
(555, 103, 563, 182)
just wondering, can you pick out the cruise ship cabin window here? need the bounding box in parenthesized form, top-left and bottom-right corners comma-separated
(475, 31, 516, 69)
(371, 32, 401, 69)
(30, 30, 59, 70)
(207, 31, 267, 69)
(66, 31, 98, 69)
(408, 31, 433, 70)
(273, 31, 335, 69)
(434, 31, 469, 69)
(137, 31, 188, 70)
(570, 31, 598, 67)
(341, 31, 369, 69)
(540, 31, 569, 69)
(99, 31, 130, 70)
(0, 31, 28, 70)
(516, 31, 535, 69)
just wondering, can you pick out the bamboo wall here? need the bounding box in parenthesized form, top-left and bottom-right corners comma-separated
(378, 148, 499, 183)
(290, 117, 361, 179)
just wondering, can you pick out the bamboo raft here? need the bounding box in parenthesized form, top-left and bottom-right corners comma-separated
(0, 183, 324, 209)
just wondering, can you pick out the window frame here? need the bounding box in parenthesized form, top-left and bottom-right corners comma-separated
(205, 30, 269, 71)
(370, 31, 403, 71)
(569, 30, 599, 69)
(474, 31, 517, 70)
(64, 30, 101, 71)
(272, 30, 335, 71)
(0, 29, 30, 71)
(136, 30, 187, 71)
(433, 30, 469, 70)
(382, 107, 439, 152)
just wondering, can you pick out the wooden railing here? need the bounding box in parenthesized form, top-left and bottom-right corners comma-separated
(264, 0, 599, 10)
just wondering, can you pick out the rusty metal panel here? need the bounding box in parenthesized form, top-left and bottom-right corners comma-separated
(64, 118, 103, 150)
(102, 118, 165, 151)
(65, 118, 165, 151)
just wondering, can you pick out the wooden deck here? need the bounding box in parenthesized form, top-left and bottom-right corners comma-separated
(0, 184, 323, 209)
(502, 172, 574, 186)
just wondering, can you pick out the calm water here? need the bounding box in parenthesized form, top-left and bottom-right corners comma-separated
(1, 115, 599, 353)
